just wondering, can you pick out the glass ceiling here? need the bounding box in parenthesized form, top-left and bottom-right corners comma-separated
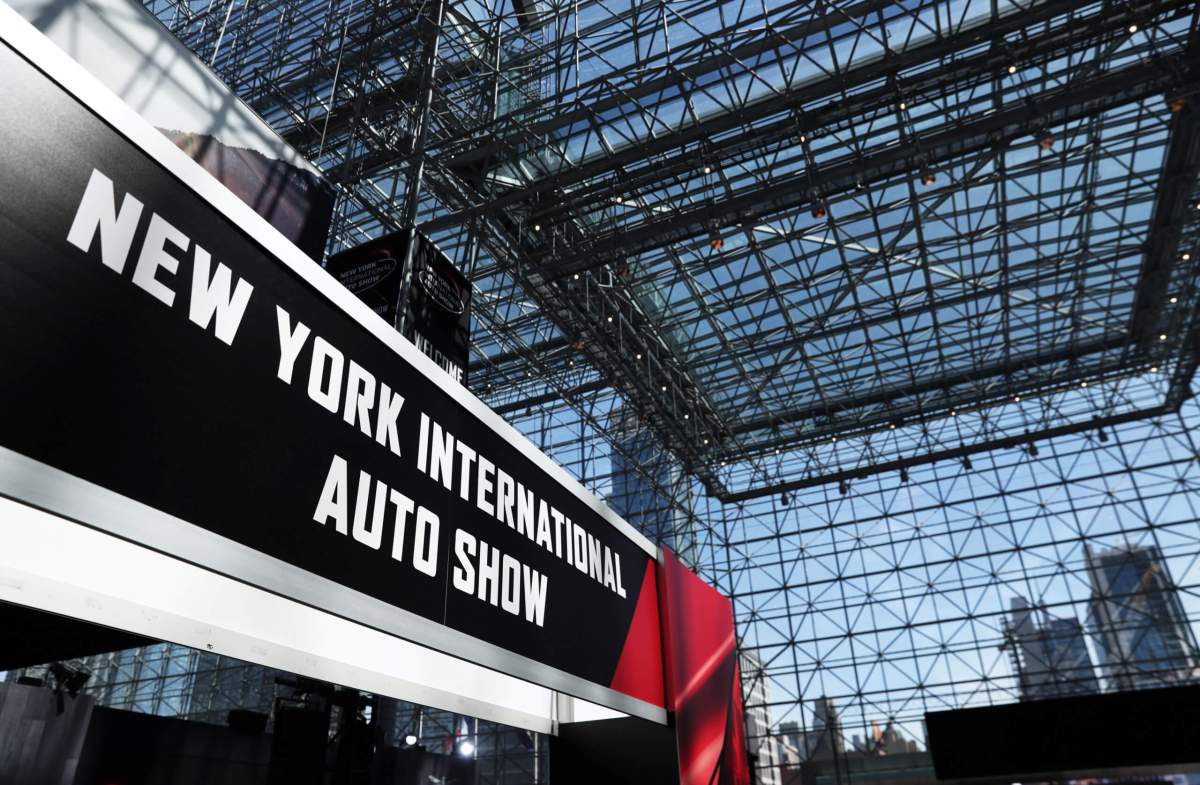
(139, 0, 1200, 778)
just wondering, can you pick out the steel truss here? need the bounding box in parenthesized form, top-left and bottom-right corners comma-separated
(122, 1, 1200, 782)
(145, 0, 1200, 500)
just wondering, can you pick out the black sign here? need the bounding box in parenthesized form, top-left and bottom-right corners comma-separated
(0, 39, 657, 712)
(327, 232, 472, 385)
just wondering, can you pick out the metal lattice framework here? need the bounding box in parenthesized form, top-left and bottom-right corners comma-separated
(84, 0, 1200, 782)
(142, 0, 1200, 500)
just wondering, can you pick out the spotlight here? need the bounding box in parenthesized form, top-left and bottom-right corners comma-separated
(1007, 64, 1017, 75)
(405, 734, 418, 746)
(1151, 365, 1159, 372)
(780, 493, 790, 507)
(921, 170, 936, 186)
(684, 413, 689, 420)
(533, 223, 541, 231)
(1184, 253, 1192, 261)
(606, 315, 613, 323)
(899, 101, 907, 110)
(775, 447, 782, 455)
(1081, 381, 1088, 388)
(1127, 23, 1138, 33)
(1038, 132, 1053, 150)
(890, 422, 897, 430)
(811, 203, 827, 219)
(711, 237, 724, 251)
(458, 740, 475, 757)
(1160, 333, 1168, 341)
(838, 480, 849, 496)
(799, 134, 808, 143)
(636, 353, 643, 360)
(704, 165, 712, 174)
(899, 467, 909, 483)
(950, 409, 957, 417)
(1169, 98, 1186, 113)
(962, 455, 973, 471)
(1014, 395, 1021, 402)
(1171, 296, 1179, 304)
(661, 385, 667, 392)
(1097, 427, 1109, 443)
(1027, 442, 1039, 458)
(573, 273, 580, 280)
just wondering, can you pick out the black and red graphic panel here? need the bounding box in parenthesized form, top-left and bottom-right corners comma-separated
(659, 548, 751, 785)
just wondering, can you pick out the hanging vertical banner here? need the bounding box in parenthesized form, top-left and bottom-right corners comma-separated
(0, 7, 664, 723)
(659, 549, 752, 785)
(326, 232, 472, 385)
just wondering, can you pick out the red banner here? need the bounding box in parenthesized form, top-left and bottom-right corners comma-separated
(659, 549, 751, 785)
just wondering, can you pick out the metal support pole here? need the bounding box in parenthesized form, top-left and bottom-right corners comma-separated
(395, 0, 447, 335)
